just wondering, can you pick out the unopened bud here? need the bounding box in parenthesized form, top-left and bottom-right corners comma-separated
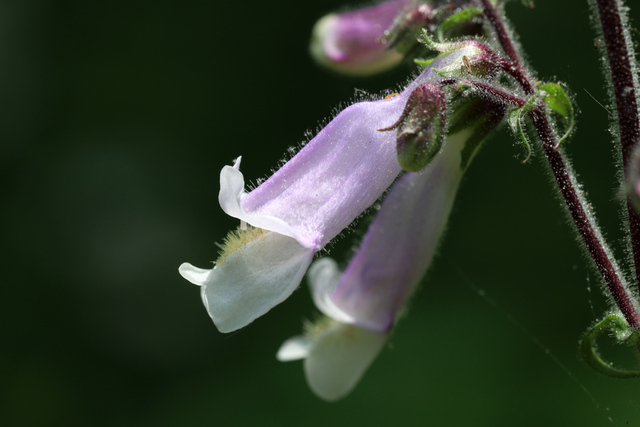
(379, 83, 447, 172)
(384, 3, 435, 53)
(420, 30, 501, 78)
(309, 0, 411, 76)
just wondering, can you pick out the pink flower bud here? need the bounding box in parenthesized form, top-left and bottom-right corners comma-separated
(310, 0, 411, 75)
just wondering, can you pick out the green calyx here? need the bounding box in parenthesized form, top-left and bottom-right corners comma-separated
(396, 120, 445, 172)
(580, 313, 640, 379)
(379, 83, 447, 172)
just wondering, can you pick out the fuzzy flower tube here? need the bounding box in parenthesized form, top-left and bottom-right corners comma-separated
(178, 46, 479, 333)
(277, 131, 471, 401)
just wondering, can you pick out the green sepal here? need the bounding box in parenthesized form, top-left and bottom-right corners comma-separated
(538, 83, 574, 148)
(414, 58, 435, 70)
(507, 95, 537, 163)
(397, 120, 444, 172)
(432, 67, 448, 78)
(420, 29, 454, 53)
(378, 83, 447, 172)
(437, 7, 483, 42)
(507, 109, 532, 163)
(580, 314, 640, 379)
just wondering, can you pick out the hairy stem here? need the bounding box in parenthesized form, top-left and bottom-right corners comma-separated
(530, 108, 640, 329)
(593, 0, 640, 294)
(480, 0, 640, 328)
(479, 0, 534, 95)
(439, 78, 526, 107)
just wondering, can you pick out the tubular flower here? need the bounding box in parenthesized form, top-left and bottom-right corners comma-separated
(310, 0, 412, 76)
(277, 131, 471, 400)
(179, 48, 474, 334)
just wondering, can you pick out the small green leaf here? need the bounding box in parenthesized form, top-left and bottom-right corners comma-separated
(414, 58, 435, 70)
(507, 109, 520, 134)
(508, 107, 532, 163)
(521, 93, 538, 113)
(507, 100, 536, 164)
(419, 29, 459, 54)
(580, 314, 640, 379)
(538, 83, 575, 148)
(507, 94, 538, 163)
(420, 29, 444, 52)
(437, 7, 483, 42)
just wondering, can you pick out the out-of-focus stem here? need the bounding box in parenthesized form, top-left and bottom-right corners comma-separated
(594, 0, 640, 294)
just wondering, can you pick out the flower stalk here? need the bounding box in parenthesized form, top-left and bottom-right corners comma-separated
(592, 0, 640, 295)
(479, 0, 640, 329)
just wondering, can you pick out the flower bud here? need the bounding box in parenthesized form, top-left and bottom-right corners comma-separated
(420, 30, 502, 79)
(309, 0, 411, 76)
(379, 83, 447, 172)
(383, 2, 435, 53)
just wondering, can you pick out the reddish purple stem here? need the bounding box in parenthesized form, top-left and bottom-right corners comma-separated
(479, 0, 640, 328)
(595, 0, 640, 296)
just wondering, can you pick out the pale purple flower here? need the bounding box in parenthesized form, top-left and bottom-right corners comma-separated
(179, 47, 475, 333)
(277, 131, 470, 400)
(179, 95, 404, 332)
(310, 0, 412, 75)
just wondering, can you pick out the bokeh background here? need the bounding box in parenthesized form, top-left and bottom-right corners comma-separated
(2, 0, 640, 425)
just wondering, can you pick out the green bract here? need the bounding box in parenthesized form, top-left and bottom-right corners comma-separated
(538, 83, 575, 148)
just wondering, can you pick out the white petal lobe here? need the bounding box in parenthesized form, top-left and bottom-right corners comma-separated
(218, 163, 301, 244)
(276, 335, 312, 361)
(304, 322, 386, 401)
(196, 231, 314, 333)
(178, 263, 212, 287)
(308, 258, 355, 324)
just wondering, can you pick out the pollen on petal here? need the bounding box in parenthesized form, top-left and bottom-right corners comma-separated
(215, 225, 267, 265)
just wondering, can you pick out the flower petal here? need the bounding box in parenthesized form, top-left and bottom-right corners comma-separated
(239, 50, 471, 250)
(178, 262, 211, 287)
(307, 258, 356, 324)
(180, 231, 314, 333)
(218, 157, 299, 243)
(304, 322, 387, 401)
(276, 335, 312, 361)
(240, 95, 406, 249)
(330, 131, 470, 332)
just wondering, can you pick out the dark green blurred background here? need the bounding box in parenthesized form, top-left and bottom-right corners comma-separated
(2, 0, 640, 425)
